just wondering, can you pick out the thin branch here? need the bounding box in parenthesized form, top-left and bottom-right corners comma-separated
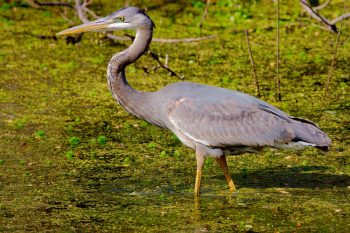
(149, 52, 184, 80)
(75, 0, 89, 23)
(300, 0, 350, 31)
(59, 10, 74, 24)
(82, 5, 99, 19)
(300, 0, 337, 33)
(310, 22, 334, 32)
(32, 0, 73, 8)
(152, 35, 216, 43)
(82, 0, 93, 7)
(26, 0, 40, 8)
(244, 29, 260, 97)
(345, 35, 350, 44)
(275, 0, 281, 101)
(331, 12, 350, 25)
(325, 5, 346, 94)
(313, 0, 330, 11)
(198, 0, 210, 28)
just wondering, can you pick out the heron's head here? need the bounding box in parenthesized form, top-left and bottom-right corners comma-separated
(57, 7, 155, 36)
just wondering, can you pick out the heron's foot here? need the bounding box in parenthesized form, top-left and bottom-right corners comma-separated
(215, 155, 237, 192)
(228, 180, 236, 192)
(194, 188, 200, 196)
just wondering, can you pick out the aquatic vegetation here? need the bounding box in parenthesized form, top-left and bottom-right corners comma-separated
(0, 0, 349, 232)
(68, 136, 80, 147)
(65, 150, 74, 160)
(35, 130, 46, 139)
(97, 135, 107, 145)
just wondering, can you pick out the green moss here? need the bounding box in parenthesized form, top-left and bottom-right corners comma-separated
(68, 137, 80, 147)
(35, 130, 46, 138)
(65, 150, 74, 160)
(0, 1, 349, 232)
(147, 142, 157, 149)
(97, 135, 107, 145)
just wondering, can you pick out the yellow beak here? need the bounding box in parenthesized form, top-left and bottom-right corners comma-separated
(56, 19, 111, 36)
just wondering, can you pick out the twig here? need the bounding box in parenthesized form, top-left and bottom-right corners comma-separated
(310, 22, 333, 32)
(75, 0, 89, 23)
(142, 65, 160, 73)
(198, 0, 210, 28)
(83, 7, 99, 19)
(152, 35, 216, 43)
(244, 29, 260, 97)
(149, 51, 184, 80)
(313, 0, 330, 11)
(26, 0, 40, 8)
(345, 36, 350, 44)
(32, 0, 73, 8)
(331, 12, 350, 25)
(300, 0, 337, 33)
(82, 0, 93, 7)
(275, 0, 281, 101)
(325, 4, 346, 94)
(59, 10, 74, 24)
(301, 0, 350, 32)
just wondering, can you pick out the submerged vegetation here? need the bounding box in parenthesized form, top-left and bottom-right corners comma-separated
(1, 0, 350, 231)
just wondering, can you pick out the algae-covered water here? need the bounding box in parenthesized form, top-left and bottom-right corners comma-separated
(1, 0, 350, 232)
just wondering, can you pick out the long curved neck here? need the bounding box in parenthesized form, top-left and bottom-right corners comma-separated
(107, 26, 164, 127)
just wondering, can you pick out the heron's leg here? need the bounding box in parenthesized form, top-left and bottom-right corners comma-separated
(194, 148, 205, 196)
(215, 155, 236, 191)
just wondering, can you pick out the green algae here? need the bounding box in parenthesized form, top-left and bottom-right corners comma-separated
(0, 0, 350, 232)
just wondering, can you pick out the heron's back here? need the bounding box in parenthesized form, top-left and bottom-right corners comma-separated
(153, 82, 331, 151)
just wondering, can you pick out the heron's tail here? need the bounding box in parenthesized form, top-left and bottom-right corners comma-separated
(290, 117, 332, 151)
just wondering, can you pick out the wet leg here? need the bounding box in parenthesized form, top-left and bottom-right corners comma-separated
(194, 148, 205, 196)
(215, 155, 236, 191)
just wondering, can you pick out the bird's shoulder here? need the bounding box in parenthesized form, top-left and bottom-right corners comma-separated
(159, 82, 289, 120)
(159, 81, 253, 105)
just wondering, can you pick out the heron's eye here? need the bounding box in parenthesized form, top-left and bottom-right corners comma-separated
(116, 16, 125, 22)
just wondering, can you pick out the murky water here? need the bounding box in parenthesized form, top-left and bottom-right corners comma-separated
(1, 0, 350, 231)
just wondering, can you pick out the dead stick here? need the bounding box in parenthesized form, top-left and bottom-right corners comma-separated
(331, 13, 350, 25)
(244, 29, 260, 97)
(149, 51, 184, 80)
(198, 0, 210, 28)
(31, 0, 73, 8)
(75, 0, 89, 23)
(300, 0, 337, 33)
(275, 0, 281, 101)
(313, 0, 330, 11)
(153, 35, 216, 43)
(325, 6, 346, 94)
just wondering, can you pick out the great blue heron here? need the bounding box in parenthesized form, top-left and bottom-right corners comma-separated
(57, 7, 331, 195)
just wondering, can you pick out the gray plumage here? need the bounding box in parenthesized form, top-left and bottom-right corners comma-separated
(57, 7, 331, 195)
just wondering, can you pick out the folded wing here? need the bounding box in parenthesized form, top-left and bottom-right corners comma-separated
(166, 97, 296, 148)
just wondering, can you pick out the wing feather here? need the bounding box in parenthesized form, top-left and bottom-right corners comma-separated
(166, 97, 295, 148)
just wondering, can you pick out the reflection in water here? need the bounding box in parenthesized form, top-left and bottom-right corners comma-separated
(193, 196, 204, 233)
